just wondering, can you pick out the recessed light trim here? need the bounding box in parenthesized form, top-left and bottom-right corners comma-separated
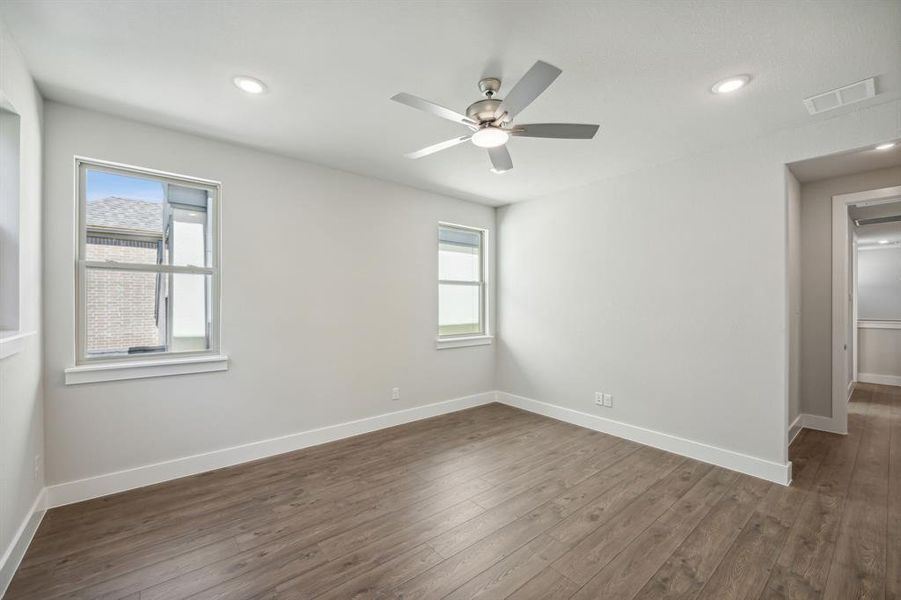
(875, 142, 896, 151)
(711, 75, 751, 95)
(233, 76, 267, 95)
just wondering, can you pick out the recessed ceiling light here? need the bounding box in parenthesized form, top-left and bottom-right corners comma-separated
(711, 75, 751, 95)
(233, 76, 267, 95)
(879, 240, 890, 244)
(875, 142, 896, 151)
(471, 127, 510, 149)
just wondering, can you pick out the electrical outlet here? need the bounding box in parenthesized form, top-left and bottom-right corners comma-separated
(33, 455, 41, 480)
(594, 392, 604, 406)
(603, 393, 613, 408)
(392, 387, 400, 401)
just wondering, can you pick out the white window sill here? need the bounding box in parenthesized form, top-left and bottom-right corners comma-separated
(0, 331, 36, 360)
(65, 354, 229, 385)
(435, 335, 493, 350)
(858, 320, 901, 330)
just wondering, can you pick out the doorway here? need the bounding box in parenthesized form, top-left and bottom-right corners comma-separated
(786, 145, 901, 442)
(831, 186, 901, 434)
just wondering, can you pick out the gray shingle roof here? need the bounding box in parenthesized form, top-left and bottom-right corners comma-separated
(86, 197, 163, 234)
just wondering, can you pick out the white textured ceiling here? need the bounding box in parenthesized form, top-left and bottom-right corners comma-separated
(2, 0, 900, 205)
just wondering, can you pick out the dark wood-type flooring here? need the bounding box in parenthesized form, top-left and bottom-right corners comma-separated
(6, 383, 899, 599)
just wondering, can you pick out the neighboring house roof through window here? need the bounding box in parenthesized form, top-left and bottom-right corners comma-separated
(86, 196, 163, 235)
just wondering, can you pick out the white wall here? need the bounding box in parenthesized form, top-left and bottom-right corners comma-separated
(787, 168, 801, 436)
(799, 166, 901, 417)
(42, 102, 495, 488)
(0, 19, 44, 592)
(858, 246, 901, 320)
(497, 98, 900, 470)
(859, 327, 901, 381)
(857, 245, 901, 384)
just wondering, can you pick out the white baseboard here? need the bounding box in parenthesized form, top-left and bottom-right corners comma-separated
(858, 373, 901, 387)
(495, 392, 791, 486)
(45, 391, 495, 508)
(799, 413, 847, 435)
(0, 489, 46, 598)
(788, 414, 803, 446)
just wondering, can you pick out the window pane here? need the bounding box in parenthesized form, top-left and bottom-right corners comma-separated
(86, 235, 161, 264)
(439, 227, 481, 282)
(171, 272, 210, 352)
(438, 284, 481, 336)
(86, 170, 164, 237)
(85, 268, 211, 357)
(439, 243, 480, 281)
(85, 268, 166, 357)
(169, 207, 209, 267)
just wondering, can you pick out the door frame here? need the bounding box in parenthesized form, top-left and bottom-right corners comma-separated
(831, 185, 901, 434)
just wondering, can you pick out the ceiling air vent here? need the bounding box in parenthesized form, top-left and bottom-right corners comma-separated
(803, 78, 876, 115)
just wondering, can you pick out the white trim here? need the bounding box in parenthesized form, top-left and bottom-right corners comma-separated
(0, 489, 46, 598)
(44, 391, 495, 508)
(74, 156, 223, 367)
(858, 373, 901, 387)
(0, 330, 35, 360)
(858, 320, 901, 330)
(64, 354, 229, 385)
(437, 221, 491, 341)
(435, 335, 494, 349)
(830, 185, 901, 438)
(495, 391, 791, 486)
(799, 413, 848, 435)
(788, 414, 803, 446)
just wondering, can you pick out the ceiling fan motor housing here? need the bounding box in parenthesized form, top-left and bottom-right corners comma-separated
(467, 77, 504, 123)
(466, 98, 503, 123)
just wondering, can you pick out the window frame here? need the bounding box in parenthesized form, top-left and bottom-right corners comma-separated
(74, 157, 222, 365)
(437, 222, 489, 342)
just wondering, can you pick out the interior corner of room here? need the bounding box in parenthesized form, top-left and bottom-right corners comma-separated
(1, 2, 900, 598)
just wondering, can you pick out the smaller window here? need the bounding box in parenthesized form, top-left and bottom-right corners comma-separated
(438, 223, 487, 338)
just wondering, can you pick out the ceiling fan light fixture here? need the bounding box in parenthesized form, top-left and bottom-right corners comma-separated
(471, 127, 510, 148)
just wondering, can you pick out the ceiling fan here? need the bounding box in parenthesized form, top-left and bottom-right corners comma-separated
(391, 60, 599, 174)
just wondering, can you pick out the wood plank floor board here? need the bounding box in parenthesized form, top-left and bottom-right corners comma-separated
(506, 567, 581, 600)
(821, 387, 891, 600)
(552, 458, 711, 585)
(631, 474, 771, 600)
(568, 467, 738, 599)
(441, 534, 570, 600)
(544, 446, 685, 546)
(887, 385, 901, 600)
(6, 388, 899, 600)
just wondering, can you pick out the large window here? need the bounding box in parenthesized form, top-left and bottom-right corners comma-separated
(438, 223, 487, 338)
(76, 159, 220, 363)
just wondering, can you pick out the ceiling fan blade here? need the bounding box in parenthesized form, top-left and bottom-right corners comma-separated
(488, 145, 513, 173)
(391, 93, 478, 128)
(495, 60, 562, 122)
(404, 135, 472, 159)
(511, 123, 600, 139)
